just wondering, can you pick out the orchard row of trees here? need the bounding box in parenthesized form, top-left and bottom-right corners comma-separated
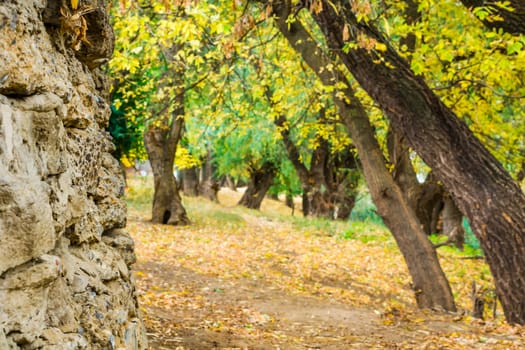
(107, 0, 525, 324)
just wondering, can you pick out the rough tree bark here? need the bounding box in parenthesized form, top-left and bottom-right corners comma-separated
(238, 161, 276, 209)
(144, 99, 190, 225)
(312, 0, 525, 324)
(271, 1, 456, 311)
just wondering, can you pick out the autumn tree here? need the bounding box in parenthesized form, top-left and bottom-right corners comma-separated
(110, 3, 188, 224)
(265, 0, 456, 310)
(250, 20, 361, 219)
(302, 0, 525, 324)
(194, 15, 360, 216)
(111, 1, 242, 223)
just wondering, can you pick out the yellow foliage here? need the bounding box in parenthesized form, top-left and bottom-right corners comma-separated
(175, 147, 201, 170)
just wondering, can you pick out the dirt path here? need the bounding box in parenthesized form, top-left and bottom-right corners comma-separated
(128, 199, 525, 349)
(135, 260, 457, 349)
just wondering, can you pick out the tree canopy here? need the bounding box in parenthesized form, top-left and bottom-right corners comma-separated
(108, 0, 525, 324)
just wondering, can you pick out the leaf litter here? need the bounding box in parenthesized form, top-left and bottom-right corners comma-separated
(126, 182, 525, 349)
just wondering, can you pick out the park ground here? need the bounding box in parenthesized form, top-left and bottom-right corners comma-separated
(125, 176, 525, 349)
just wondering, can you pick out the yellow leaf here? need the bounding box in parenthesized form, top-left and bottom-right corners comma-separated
(70, 0, 79, 10)
(375, 42, 388, 52)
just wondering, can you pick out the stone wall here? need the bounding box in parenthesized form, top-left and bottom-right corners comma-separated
(0, 0, 147, 348)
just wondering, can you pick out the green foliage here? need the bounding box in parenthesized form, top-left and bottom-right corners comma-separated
(349, 191, 384, 224)
(267, 159, 303, 198)
(108, 105, 146, 162)
(428, 233, 483, 258)
(109, 0, 240, 166)
(463, 217, 481, 251)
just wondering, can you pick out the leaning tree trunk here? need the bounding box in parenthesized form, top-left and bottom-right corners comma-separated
(144, 109, 190, 225)
(238, 161, 277, 209)
(272, 1, 456, 311)
(313, 0, 525, 324)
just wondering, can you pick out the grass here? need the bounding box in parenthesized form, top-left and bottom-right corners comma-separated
(125, 175, 480, 259)
(125, 175, 154, 211)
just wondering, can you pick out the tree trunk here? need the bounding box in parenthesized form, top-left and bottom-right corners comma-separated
(442, 194, 465, 250)
(144, 107, 190, 225)
(273, 112, 358, 220)
(285, 192, 295, 212)
(387, 130, 419, 202)
(238, 162, 276, 209)
(199, 148, 219, 202)
(181, 167, 199, 197)
(313, 0, 525, 324)
(267, 193, 279, 200)
(387, 129, 444, 235)
(272, 1, 456, 311)
(224, 175, 237, 191)
(387, 131, 445, 234)
(416, 177, 444, 235)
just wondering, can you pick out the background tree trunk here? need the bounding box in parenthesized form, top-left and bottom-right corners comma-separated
(273, 0, 456, 311)
(285, 192, 295, 213)
(387, 132, 444, 235)
(273, 112, 358, 220)
(238, 162, 276, 209)
(442, 194, 465, 250)
(313, 0, 525, 323)
(181, 167, 199, 197)
(144, 105, 190, 225)
(199, 148, 219, 202)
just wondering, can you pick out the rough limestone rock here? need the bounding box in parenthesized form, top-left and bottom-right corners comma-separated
(0, 0, 147, 348)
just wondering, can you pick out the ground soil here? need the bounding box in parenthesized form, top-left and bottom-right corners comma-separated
(128, 188, 525, 350)
(136, 260, 424, 349)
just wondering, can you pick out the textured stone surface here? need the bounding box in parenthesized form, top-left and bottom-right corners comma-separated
(0, 1, 147, 348)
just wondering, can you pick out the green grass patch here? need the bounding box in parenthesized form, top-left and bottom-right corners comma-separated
(340, 221, 390, 243)
(291, 216, 350, 237)
(183, 197, 246, 228)
(429, 233, 483, 258)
